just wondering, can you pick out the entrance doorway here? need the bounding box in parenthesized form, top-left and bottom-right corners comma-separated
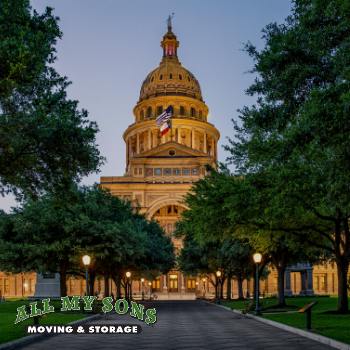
(169, 274, 178, 292)
(187, 278, 196, 292)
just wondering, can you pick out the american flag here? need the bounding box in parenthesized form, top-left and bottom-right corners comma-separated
(155, 106, 172, 127)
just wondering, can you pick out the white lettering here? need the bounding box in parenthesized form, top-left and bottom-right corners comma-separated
(27, 326, 36, 333)
(37, 326, 45, 333)
(89, 326, 95, 333)
(95, 326, 100, 333)
(116, 326, 123, 333)
(109, 326, 116, 333)
(133, 326, 138, 333)
(101, 326, 108, 333)
(66, 326, 73, 333)
(124, 326, 131, 333)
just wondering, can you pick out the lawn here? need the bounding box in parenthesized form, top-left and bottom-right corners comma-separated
(224, 297, 350, 345)
(0, 300, 86, 345)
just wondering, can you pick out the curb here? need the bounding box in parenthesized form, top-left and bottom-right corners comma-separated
(204, 301, 350, 350)
(0, 314, 103, 350)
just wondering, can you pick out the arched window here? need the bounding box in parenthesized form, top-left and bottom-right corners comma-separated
(157, 106, 163, 115)
(179, 74, 182, 80)
(169, 73, 173, 79)
(199, 111, 202, 120)
(180, 106, 185, 115)
(151, 76, 154, 82)
(147, 107, 152, 118)
(140, 110, 144, 121)
(187, 76, 190, 82)
(160, 75, 163, 80)
(190, 108, 195, 117)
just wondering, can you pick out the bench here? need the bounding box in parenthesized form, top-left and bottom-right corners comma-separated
(238, 302, 254, 317)
(299, 302, 318, 330)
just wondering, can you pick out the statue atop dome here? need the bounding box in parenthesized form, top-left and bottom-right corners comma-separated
(166, 13, 174, 28)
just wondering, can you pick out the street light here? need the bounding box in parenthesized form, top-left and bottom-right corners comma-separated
(82, 255, 91, 316)
(82, 255, 91, 297)
(126, 272, 131, 302)
(253, 253, 263, 316)
(202, 278, 206, 293)
(141, 278, 145, 301)
(148, 281, 152, 299)
(216, 271, 221, 304)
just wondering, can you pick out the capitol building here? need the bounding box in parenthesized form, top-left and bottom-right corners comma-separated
(0, 25, 340, 300)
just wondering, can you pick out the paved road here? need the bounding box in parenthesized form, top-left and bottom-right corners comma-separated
(19, 300, 334, 350)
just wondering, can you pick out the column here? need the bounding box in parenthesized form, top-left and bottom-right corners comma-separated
(284, 269, 292, 295)
(214, 139, 218, 159)
(306, 268, 314, 295)
(300, 272, 306, 294)
(181, 274, 185, 290)
(163, 275, 167, 291)
(148, 129, 151, 150)
(136, 133, 139, 154)
(204, 132, 207, 154)
(191, 129, 195, 149)
(161, 132, 165, 144)
(126, 140, 129, 169)
(177, 127, 181, 143)
(128, 138, 132, 158)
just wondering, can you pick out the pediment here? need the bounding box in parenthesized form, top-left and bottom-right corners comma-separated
(134, 141, 210, 158)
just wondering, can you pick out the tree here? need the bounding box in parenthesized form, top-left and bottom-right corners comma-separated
(0, 0, 104, 199)
(225, 0, 350, 313)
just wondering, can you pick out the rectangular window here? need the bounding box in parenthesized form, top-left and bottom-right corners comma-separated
(30, 279, 35, 293)
(139, 168, 142, 175)
(274, 277, 277, 291)
(24, 279, 29, 293)
(81, 280, 86, 295)
(70, 279, 75, 294)
(321, 276, 325, 290)
(5, 279, 9, 293)
(315, 276, 319, 290)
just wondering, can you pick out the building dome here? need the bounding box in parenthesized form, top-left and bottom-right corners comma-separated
(138, 28, 203, 103)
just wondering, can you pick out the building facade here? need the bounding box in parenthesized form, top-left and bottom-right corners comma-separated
(0, 26, 346, 300)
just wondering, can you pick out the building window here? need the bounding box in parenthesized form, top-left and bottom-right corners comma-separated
(187, 278, 196, 291)
(187, 76, 190, 82)
(190, 108, 195, 117)
(23, 279, 29, 293)
(160, 75, 163, 80)
(134, 168, 137, 175)
(152, 278, 160, 291)
(314, 276, 319, 290)
(140, 110, 144, 121)
(179, 74, 182, 80)
(169, 275, 178, 292)
(157, 106, 163, 115)
(147, 107, 152, 118)
(81, 280, 86, 295)
(183, 169, 189, 175)
(169, 73, 173, 79)
(30, 279, 35, 293)
(174, 206, 178, 214)
(167, 205, 172, 214)
(180, 106, 185, 115)
(274, 277, 277, 291)
(151, 76, 154, 82)
(321, 276, 325, 290)
(70, 279, 75, 294)
(199, 111, 202, 120)
(139, 168, 142, 175)
(165, 169, 170, 175)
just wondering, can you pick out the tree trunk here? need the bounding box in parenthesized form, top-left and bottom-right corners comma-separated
(220, 277, 225, 299)
(104, 275, 109, 297)
(252, 270, 257, 300)
(336, 257, 349, 313)
(116, 277, 121, 299)
(59, 259, 68, 297)
(226, 274, 232, 300)
(89, 271, 96, 296)
(236, 273, 244, 300)
(277, 268, 286, 307)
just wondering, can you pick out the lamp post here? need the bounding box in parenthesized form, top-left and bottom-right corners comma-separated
(141, 278, 145, 301)
(82, 255, 91, 297)
(148, 282, 152, 299)
(82, 255, 91, 316)
(216, 271, 221, 304)
(253, 253, 263, 316)
(126, 272, 131, 302)
(202, 278, 206, 293)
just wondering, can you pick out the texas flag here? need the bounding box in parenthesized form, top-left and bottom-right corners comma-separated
(160, 120, 171, 135)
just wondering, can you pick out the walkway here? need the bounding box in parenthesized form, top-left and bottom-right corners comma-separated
(18, 300, 334, 350)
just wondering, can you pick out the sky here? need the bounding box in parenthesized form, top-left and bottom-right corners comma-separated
(0, 0, 294, 212)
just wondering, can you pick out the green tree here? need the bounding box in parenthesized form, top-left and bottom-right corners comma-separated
(0, 0, 104, 199)
(225, 0, 350, 312)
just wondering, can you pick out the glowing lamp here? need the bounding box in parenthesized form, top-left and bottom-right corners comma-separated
(82, 255, 91, 266)
(253, 253, 262, 264)
(126, 271, 131, 278)
(216, 271, 221, 277)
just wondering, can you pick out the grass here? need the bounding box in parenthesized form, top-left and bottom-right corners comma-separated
(0, 300, 86, 345)
(223, 297, 350, 345)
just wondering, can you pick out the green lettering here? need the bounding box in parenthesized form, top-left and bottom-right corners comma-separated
(115, 299, 128, 315)
(81, 296, 97, 311)
(14, 305, 29, 324)
(29, 301, 42, 317)
(60, 296, 80, 311)
(102, 297, 113, 313)
(130, 301, 144, 320)
(145, 308, 157, 325)
(42, 298, 55, 314)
